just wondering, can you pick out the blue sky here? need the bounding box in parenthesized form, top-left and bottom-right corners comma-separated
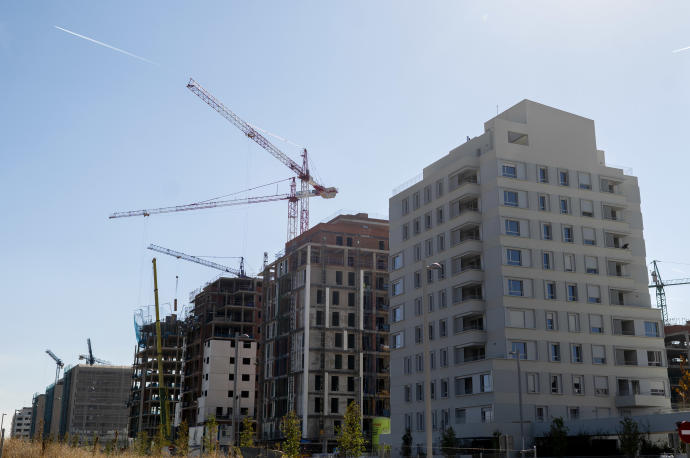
(1, 1, 690, 423)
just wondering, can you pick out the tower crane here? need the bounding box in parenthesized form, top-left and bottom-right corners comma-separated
(147, 244, 246, 277)
(186, 78, 338, 240)
(45, 349, 64, 385)
(109, 187, 317, 220)
(649, 260, 690, 325)
(78, 338, 111, 365)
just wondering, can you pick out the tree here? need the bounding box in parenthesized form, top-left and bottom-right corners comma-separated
(618, 417, 642, 458)
(280, 410, 301, 458)
(401, 428, 412, 457)
(544, 417, 568, 458)
(336, 401, 366, 457)
(204, 415, 219, 453)
(440, 427, 457, 457)
(175, 420, 189, 456)
(676, 356, 690, 406)
(240, 417, 255, 447)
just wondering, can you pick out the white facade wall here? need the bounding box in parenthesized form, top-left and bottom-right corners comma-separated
(388, 100, 669, 448)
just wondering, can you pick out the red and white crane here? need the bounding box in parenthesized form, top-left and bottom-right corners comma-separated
(186, 78, 337, 240)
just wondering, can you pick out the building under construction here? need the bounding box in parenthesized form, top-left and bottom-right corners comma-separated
(665, 320, 690, 407)
(259, 213, 390, 450)
(178, 275, 263, 443)
(129, 313, 185, 439)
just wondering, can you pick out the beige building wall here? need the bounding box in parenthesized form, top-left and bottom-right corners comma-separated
(388, 100, 669, 448)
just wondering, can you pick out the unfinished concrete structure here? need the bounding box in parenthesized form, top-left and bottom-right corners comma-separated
(178, 276, 262, 444)
(11, 406, 32, 439)
(259, 213, 390, 450)
(664, 321, 690, 407)
(129, 314, 185, 439)
(29, 393, 45, 439)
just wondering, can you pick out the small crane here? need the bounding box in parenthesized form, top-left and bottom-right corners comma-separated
(78, 338, 111, 366)
(187, 78, 337, 240)
(649, 260, 690, 324)
(45, 349, 64, 385)
(147, 244, 246, 277)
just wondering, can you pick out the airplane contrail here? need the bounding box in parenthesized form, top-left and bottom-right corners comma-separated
(54, 25, 158, 65)
(672, 45, 690, 54)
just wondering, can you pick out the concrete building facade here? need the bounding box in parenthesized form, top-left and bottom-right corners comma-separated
(259, 213, 390, 451)
(664, 321, 690, 407)
(11, 407, 32, 439)
(179, 276, 262, 446)
(388, 100, 669, 449)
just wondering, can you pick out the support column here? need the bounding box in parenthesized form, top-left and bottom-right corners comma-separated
(302, 246, 312, 438)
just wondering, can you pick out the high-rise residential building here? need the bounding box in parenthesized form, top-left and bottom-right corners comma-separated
(178, 276, 262, 446)
(11, 407, 32, 439)
(388, 100, 669, 450)
(259, 213, 390, 452)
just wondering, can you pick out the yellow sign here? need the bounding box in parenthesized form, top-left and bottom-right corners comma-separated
(372, 417, 391, 446)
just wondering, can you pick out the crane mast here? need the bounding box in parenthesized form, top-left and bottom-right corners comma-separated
(649, 260, 690, 325)
(147, 244, 246, 277)
(45, 349, 64, 385)
(152, 258, 171, 440)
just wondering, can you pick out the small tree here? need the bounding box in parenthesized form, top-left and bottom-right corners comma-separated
(676, 356, 690, 406)
(175, 420, 189, 456)
(337, 401, 366, 457)
(204, 415, 219, 453)
(401, 428, 412, 457)
(280, 410, 301, 458)
(240, 417, 255, 447)
(440, 426, 457, 457)
(618, 417, 642, 458)
(135, 430, 150, 455)
(545, 417, 568, 458)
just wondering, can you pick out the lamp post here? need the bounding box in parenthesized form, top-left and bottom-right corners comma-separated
(423, 262, 444, 458)
(509, 348, 525, 454)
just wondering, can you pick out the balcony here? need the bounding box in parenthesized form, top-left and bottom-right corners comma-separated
(600, 178, 623, 195)
(610, 289, 635, 306)
(449, 169, 479, 190)
(613, 319, 636, 336)
(604, 232, 631, 250)
(615, 394, 668, 408)
(450, 196, 480, 219)
(452, 283, 483, 304)
(451, 253, 482, 275)
(602, 204, 625, 222)
(615, 349, 638, 366)
(607, 260, 631, 278)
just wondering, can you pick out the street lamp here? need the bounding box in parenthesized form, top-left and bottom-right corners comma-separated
(423, 262, 444, 458)
(509, 348, 525, 454)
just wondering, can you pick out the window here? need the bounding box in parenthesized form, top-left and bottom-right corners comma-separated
(436, 179, 444, 198)
(346, 237, 353, 247)
(550, 374, 562, 394)
(504, 190, 519, 207)
(590, 314, 604, 333)
(437, 233, 445, 252)
(402, 198, 409, 215)
(428, 322, 435, 341)
(568, 406, 581, 419)
(348, 272, 355, 286)
(543, 251, 553, 270)
(588, 372, 606, 393)
(511, 341, 528, 359)
(562, 225, 574, 243)
(414, 297, 422, 316)
(507, 249, 522, 266)
(430, 380, 436, 399)
(392, 279, 403, 296)
(538, 166, 549, 183)
(331, 375, 339, 392)
(578, 172, 592, 190)
(564, 253, 575, 272)
(440, 348, 448, 367)
(546, 311, 557, 330)
(440, 379, 449, 398)
(424, 185, 432, 204)
(424, 212, 432, 230)
(332, 312, 339, 327)
(550, 343, 561, 362)
(413, 244, 421, 261)
(439, 289, 447, 308)
(455, 376, 473, 395)
(479, 373, 493, 393)
(508, 279, 524, 296)
(583, 227, 596, 246)
(334, 355, 342, 369)
(481, 407, 494, 423)
(509, 309, 534, 329)
(545, 281, 557, 300)
(334, 333, 343, 348)
(415, 326, 423, 344)
(416, 383, 424, 401)
(535, 406, 548, 422)
(558, 170, 569, 186)
(587, 285, 601, 303)
(331, 398, 339, 413)
(592, 345, 606, 364)
(542, 223, 552, 240)
(413, 191, 420, 210)
(404, 385, 411, 402)
(559, 197, 570, 214)
(402, 224, 409, 241)
(502, 164, 517, 178)
(585, 256, 598, 274)
(316, 310, 323, 326)
(508, 131, 529, 145)
(571, 344, 583, 363)
(439, 319, 447, 337)
(505, 219, 520, 236)
(403, 356, 411, 374)
(332, 290, 340, 305)
(581, 200, 594, 217)
(414, 271, 421, 289)
(645, 321, 660, 337)
(567, 284, 578, 302)
(392, 306, 404, 323)
(348, 292, 355, 306)
(392, 333, 404, 349)
(568, 313, 580, 332)
(455, 408, 466, 424)
(241, 390, 249, 398)
(425, 239, 433, 257)
(647, 350, 662, 367)
(416, 354, 424, 372)
(242, 358, 250, 365)
(538, 194, 549, 211)
(413, 217, 421, 235)
(527, 373, 539, 393)
(415, 412, 424, 431)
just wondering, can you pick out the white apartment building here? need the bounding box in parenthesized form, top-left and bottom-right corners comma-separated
(388, 100, 669, 449)
(195, 338, 257, 447)
(11, 406, 32, 439)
